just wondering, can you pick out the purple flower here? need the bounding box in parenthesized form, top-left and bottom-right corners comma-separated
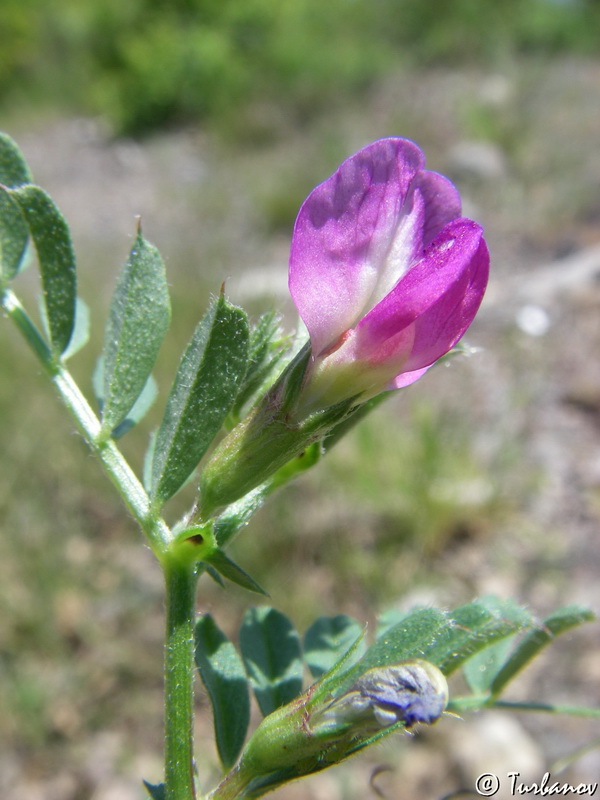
(289, 138, 489, 413)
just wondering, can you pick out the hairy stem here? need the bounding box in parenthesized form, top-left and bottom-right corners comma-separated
(0, 286, 170, 554)
(2, 287, 203, 795)
(164, 556, 199, 800)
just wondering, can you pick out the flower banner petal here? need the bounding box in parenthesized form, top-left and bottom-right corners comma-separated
(289, 138, 425, 356)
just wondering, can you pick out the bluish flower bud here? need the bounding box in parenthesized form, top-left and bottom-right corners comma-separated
(216, 660, 448, 798)
(310, 659, 449, 735)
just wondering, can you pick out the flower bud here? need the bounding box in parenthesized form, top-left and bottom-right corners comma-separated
(232, 660, 448, 794)
(310, 659, 449, 735)
(289, 137, 489, 414)
(198, 346, 355, 516)
(199, 138, 489, 516)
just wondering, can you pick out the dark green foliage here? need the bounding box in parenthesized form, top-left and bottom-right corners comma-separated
(195, 615, 251, 768)
(201, 599, 594, 797)
(333, 599, 534, 695)
(61, 298, 90, 361)
(0, 133, 33, 187)
(239, 607, 303, 716)
(335, 608, 448, 692)
(0, 186, 29, 281)
(422, 597, 533, 675)
(304, 615, 365, 679)
(94, 359, 157, 438)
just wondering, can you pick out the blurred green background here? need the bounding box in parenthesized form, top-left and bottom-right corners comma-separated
(2, 0, 599, 137)
(1, 1, 600, 798)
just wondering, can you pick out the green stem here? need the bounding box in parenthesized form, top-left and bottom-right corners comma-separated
(1, 287, 170, 554)
(3, 287, 205, 796)
(164, 556, 199, 800)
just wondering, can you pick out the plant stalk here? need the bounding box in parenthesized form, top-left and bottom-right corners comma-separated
(164, 556, 199, 800)
(0, 286, 170, 554)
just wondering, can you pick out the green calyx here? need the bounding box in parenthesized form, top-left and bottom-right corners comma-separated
(198, 396, 353, 518)
(198, 345, 359, 518)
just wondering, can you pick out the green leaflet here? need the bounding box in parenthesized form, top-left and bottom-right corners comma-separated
(150, 292, 249, 504)
(61, 297, 90, 360)
(335, 607, 448, 693)
(0, 133, 33, 187)
(489, 604, 596, 697)
(462, 635, 518, 695)
(99, 230, 170, 435)
(240, 607, 303, 716)
(304, 615, 365, 679)
(94, 356, 158, 439)
(0, 186, 29, 281)
(334, 599, 532, 695)
(421, 596, 533, 675)
(0, 135, 34, 281)
(11, 185, 76, 357)
(375, 606, 412, 639)
(195, 614, 251, 768)
(230, 310, 288, 420)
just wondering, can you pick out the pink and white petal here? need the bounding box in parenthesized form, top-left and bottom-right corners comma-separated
(353, 219, 488, 363)
(389, 365, 431, 389)
(370, 169, 462, 307)
(289, 138, 425, 356)
(415, 169, 462, 246)
(366, 187, 426, 311)
(402, 236, 489, 371)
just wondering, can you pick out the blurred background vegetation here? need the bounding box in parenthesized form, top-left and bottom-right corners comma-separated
(2, 0, 599, 138)
(1, 1, 600, 798)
